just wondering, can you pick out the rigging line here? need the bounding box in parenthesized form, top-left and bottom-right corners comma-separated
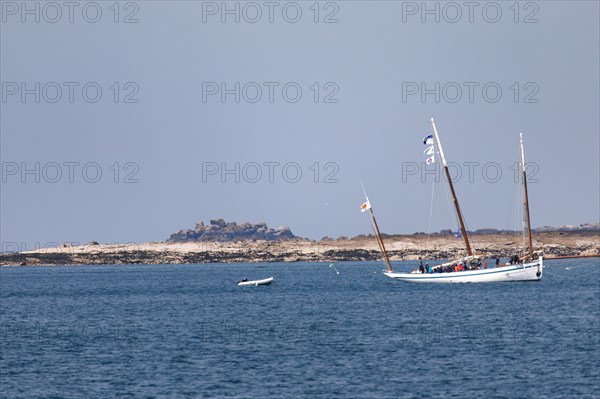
(430, 124, 457, 236)
(434, 167, 451, 233)
(431, 179, 446, 252)
(432, 177, 448, 250)
(506, 142, 522, 253)
(517, 160, 523, 252)
(440, 172, 468, 257)
(446, 170, 473, 255)
(518, 141, 526, 251)
(426, 174, 436, 249)
(518, 141, 524, 247)
(505, 163, 518, 231)
(424, 127, 435, 253)
(440, 163, 458, 233)
(461, 208, 476, 255)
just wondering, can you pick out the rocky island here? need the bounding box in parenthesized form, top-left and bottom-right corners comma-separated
(167, 219, 295, 242)
(1, 220, 598, 266)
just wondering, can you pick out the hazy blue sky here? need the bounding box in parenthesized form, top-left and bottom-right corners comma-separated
(1, 1, 599, 247)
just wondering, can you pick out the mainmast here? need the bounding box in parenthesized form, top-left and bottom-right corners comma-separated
(520, 133, 534, 260)
(430, 118, 473, 257)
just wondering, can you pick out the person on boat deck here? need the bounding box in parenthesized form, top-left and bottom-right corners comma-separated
(495, 257, 500, 267)
(427, 264, 432, 273)
(419, 257, 425, 273)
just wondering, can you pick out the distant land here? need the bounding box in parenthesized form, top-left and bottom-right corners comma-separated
(1, 220, 598, 266)
(166, 219, 600, 242)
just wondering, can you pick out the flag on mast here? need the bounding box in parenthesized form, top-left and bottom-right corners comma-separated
(360, 198, 371, 213)
(423, 133, 435, 164)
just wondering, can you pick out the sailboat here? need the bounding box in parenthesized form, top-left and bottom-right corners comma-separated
(365, 118, 543, 283)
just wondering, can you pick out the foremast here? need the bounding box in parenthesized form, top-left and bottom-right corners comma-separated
(430, 118, 473, 257)
(360, 194, 394, 273)
(369, 204, 394, 273)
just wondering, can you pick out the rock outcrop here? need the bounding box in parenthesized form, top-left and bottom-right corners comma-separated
(167, 219, 296, 242)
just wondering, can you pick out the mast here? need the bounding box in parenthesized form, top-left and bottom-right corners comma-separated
(371, 225, 389, 269)
(520, 133, 533, 260)
(369, 206, 394, 272)
(430, 118, 473, 256)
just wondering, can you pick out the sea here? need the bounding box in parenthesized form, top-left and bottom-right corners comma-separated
(1, 259, 599, 398)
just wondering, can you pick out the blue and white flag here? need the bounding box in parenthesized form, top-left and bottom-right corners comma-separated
(423, 135, 434, 145)
(423, 146, 434, 156)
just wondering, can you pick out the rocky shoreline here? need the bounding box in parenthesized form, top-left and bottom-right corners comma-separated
(1, 230, 598, 266)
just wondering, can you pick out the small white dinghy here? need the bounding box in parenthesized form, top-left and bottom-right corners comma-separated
(237, 277, 274, 287)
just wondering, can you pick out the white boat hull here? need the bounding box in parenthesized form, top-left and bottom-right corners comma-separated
(383, 257, 543, 283)
(238, 277, 274, 286)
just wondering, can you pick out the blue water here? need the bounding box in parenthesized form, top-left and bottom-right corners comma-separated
(1, 259, 599, 398)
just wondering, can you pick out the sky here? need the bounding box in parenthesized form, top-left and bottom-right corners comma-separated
(1, 0, 599, 248)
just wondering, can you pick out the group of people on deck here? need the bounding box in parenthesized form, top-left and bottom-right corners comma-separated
(417, 257, 487, 274)
(417, 255, 524, 274)
(508, 254, 521, 265)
